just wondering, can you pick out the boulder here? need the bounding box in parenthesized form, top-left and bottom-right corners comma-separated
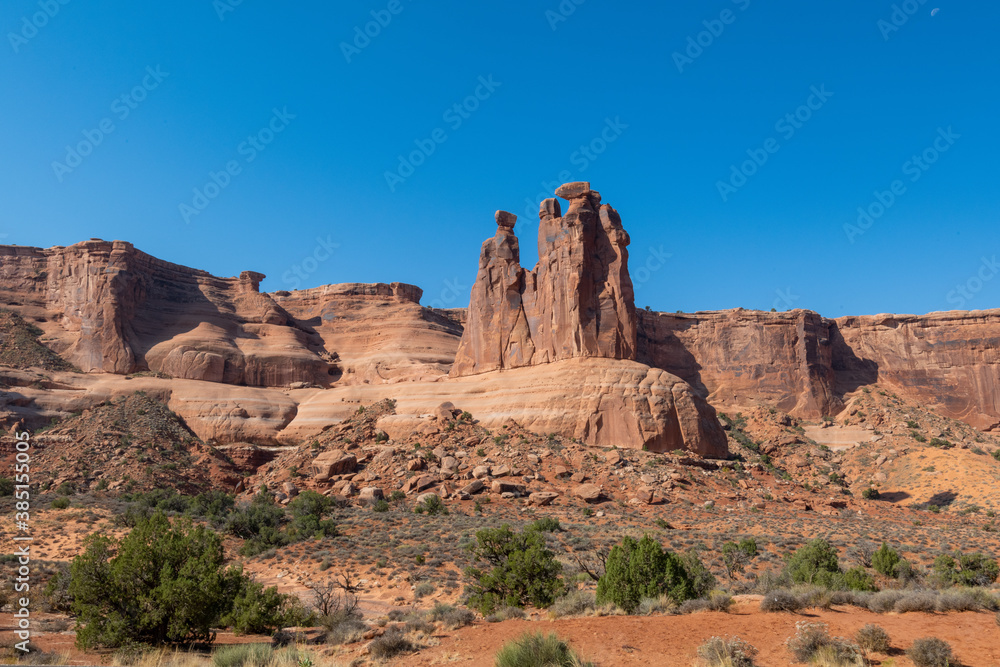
(461, 479, 485, 495)
(358, 487, 384, 503)
(528, 491, 559, 506)
(574, 484, 602, 502)
(312, 450, 357, 480)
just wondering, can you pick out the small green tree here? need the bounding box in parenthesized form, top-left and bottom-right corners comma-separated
(786, 539, 841, 585)
(721, 538, 758, 580)
(596, 535, 695, 613)
(287, 490, 337, 540)
(70, 513, 243, 648)
(872, 543, 901, 578)
(220, 576, 308, 635)
(464, 524, 563, 614)
(681, 549, 716, 598)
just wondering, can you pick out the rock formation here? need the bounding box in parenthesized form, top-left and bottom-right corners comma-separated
(448, 182, 727, 458)
(451, 182, 636, 375)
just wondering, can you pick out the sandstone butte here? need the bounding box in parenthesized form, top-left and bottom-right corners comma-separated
(1, 182, 998, 459)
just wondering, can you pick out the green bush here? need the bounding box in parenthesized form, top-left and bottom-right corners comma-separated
(286, 490, 337, 540)
(529, 517, 561, 533)
(0, 477, 14, 496)
(872, 543, 901, 577)
(464, 524, 563, 614)
(70, 513, 245, 648)
(933, 552, 999, 586)
(52, 497, 70, 510)
(786, 539, 841, 586)
(494, 632, 593, 667)
(220, 577, 308, 635)
(682, 549, 717, 598)
(907, 637, 953, 667)
(862, 487, 880, 500)
(595, 535, 694, 613)
(414, 494, 448, 515)
(841, 567, 878, 592)
(226, 492, 289, 556)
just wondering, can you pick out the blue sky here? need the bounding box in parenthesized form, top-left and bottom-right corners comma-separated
(2, 0, 997, 317)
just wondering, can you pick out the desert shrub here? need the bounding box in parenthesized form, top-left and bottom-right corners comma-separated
(786, 539, 841, 586)
(721, 538, 758, 580)
(840, 567, 878, 592)
(494, 632, 593, 667)
(371, 498, 390, 512)
(0, 477, 14, 496)
(866, 589, 904, 613)
(760, 589, 803, 612)
(682, 549, 717, 598)
(638, 595, 675, 615)
(368, 629, 413, 660)
(894, 590, 938, 613)
(52, 497, 70, 509)
(464, 524, 563, 614)
(226, 492, 290, 556)
(414, 581, 436, 599)
(286, 490, 337, 540)
(486, 605, 527, 623)
(861, 487, 880, 500)
(907, 637, 954, 667)
(529, 517, 562, 533)
(596, 535, 694, 613)
(679, 592, 733, 614)
(212, 643, 272, 667)
(696, 636, 758, 667)
(70, 512, 247, 648)
(414, 494, 448, 516)
(429, 602, 475, 629)
(322, 607, 367, 645)
(785, 622, 863, 665)
(855, 624, 891, 653)
(872, 542, 901, 577)
(754, 569, 792, 593)
(828, 589, 870, 608)
(221, 577, 307, 635)
(549, 590, 596, 618)
(933, 552, 999, 586)
(935, 588, 982, 612)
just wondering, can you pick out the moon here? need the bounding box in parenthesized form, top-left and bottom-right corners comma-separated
(931, 7, 940, 15)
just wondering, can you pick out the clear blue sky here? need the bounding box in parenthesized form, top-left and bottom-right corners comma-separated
(2, 1, 997, 317)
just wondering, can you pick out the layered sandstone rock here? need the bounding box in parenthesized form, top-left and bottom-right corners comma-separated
(447, 183, 727, 457)
(451, 182, 636, 375)
(638, 307, 1000, 431)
